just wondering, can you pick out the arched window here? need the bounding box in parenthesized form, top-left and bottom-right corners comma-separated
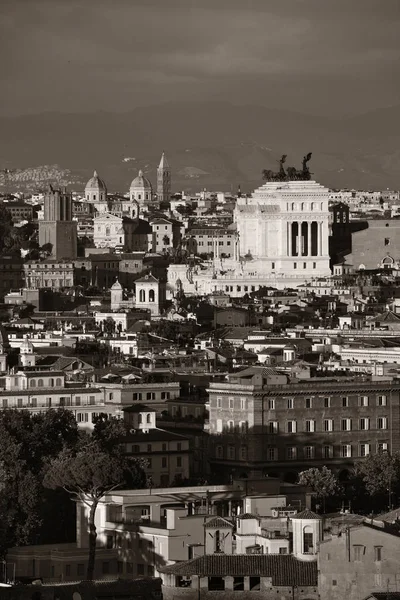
(292, 202, 295, 210)
(93, 194, 96, 200)
(149, 289, 155, 302)
(227, 420, 234, 432)
(301, 202, 305, 211)
(138, 414, 143, 424)
(86, 194, 89, 200)
(37, 379, 44, 387)
(106, 227, 110, 236)
(146, 413, 151, 424)
(310, 202, 315, 211)
(30, 379, 36, 388)
(56, 378, 62, 387)
(139, 289, 145, 302)
(303, 526, 314, 553)
(49, 378, 54, 387)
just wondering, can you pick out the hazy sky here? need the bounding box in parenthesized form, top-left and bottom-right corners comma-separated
(1, 0, 399, 117)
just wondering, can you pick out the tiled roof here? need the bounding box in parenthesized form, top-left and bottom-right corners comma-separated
(292, 509, 321, 520)
(204, 517, 233, 529)
(366, 594, 400, 600)
(237, 513, 260, 520)
(159, 554, 318, 585)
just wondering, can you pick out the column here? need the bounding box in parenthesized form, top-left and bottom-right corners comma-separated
(319, 222, 323, 256)
(307, 222, 312, 256)
(295, 222, 300, 256)
(287, 222, 292, 256)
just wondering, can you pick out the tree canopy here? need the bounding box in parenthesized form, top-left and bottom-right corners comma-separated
(356, 451, 400, 508)
(298, 466, 341, 512)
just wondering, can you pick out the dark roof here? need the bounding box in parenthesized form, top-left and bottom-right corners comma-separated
(237, 513, 260, 520)
(159, 554, 318, 585)
(204, 517, 233, 529)
(292, 509, 321, 520)
(123, 404, 154, 413)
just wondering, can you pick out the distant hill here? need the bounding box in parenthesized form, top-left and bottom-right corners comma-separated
(0, 101, 399, 193)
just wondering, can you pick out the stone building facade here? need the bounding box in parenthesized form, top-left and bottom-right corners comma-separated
(39, 185, 77, 260)
(207, 368, 400, 483)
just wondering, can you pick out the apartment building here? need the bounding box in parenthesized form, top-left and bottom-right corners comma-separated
(207, 367, 400, 483)
(0, 370, 120, 428)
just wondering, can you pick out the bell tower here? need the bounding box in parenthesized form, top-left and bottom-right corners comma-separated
(157, 152, 171, 203)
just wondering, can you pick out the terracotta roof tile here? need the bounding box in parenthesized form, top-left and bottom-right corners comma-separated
(159, 554, 318, 586)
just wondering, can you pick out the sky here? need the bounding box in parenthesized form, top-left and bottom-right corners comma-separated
(1, 0, 400, 117)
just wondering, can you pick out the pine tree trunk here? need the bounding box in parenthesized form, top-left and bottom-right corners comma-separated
(86, 500, 98, 581)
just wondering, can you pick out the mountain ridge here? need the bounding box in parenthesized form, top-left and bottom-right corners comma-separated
(0, 101, 399, 192)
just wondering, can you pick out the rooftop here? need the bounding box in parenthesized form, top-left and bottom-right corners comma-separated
(159, 554, 318, 586)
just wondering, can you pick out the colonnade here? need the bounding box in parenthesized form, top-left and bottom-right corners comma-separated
(287, 221, 324, 257)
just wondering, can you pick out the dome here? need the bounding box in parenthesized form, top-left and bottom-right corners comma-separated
(130, 170, 152, 191)
(111, 279, 123, 290)
(85, 170, 107, 192)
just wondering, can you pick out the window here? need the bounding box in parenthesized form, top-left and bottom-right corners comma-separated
(324, 397, 330, 408)
(303, 531, 314, 553)
(287, 420, 297, 433)
(359, 395, 369, 407)
(217, 397, 222, 408)
(360, 417, 369, 430)
(342, 418, 352, 431)
(239, 421, 248, 433)
(208, 577, 225, 591)
(216, 419, 223, 432)
(384, 237, 390, 246)
(378, 395, 387, 406)
(268, 398, 275, 410)
(305, 398, 312, 409)
(341, 444, 352, 458)
(233, 577, 245, 591)
(324, 419, 334, 432)
(102, 562, 110, 574)
(294, 262, 297, 269)
(305, 419, 316, 433)
(249, 577, 260, 591)
(353, 545, 364, 561)
(305, 446, 314, 459)
(117, 561, 124, 574)
(323, 445, 333, 459)
(127, 563, 133, 574)
(240, 446, 247, 460)
(147, 565, 154, 577)
(377, 417, 388, 430)
(216, 446, 223, 458)
(137, 564, 145, 575)
(177, 456, 182, 467)
(240, 397, 247, 410)
(229, 397, 234, 409)
(378, 442, 388, 452)
(360, 443, 370, 457)
(146, 413, 152, 423)
(147, 444, 152, 452)
(268, 446, 277, 461)
(133, 392, 142, 401)
(374, 546, 382, 562)
(269, 421, 279, 434)
(65, 564, 71, 577)
(77, 563, 84, 576)
(303, 262, 307, 269)
(146, 392, 155, 401)
(228, 446, 235, 460)
(342, 396, 349, 407)
(287, 446, 297, 460)
(332, 580, 337, 586)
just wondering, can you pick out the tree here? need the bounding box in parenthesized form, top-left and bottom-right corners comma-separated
(0, 409, 79, 560)
(298, 466, 341, 513)
(356, 451, 400, 510)
(44, 433, 146, 580)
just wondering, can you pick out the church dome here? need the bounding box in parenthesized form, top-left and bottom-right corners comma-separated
(130, 170, 152, 191)
(85, 170, 107, 193)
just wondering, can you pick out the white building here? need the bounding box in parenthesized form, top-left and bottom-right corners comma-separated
(168, 176, 331, 295)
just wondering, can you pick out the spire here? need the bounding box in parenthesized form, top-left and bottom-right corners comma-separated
(158, 152, 169, 169)
(138, 169, 143, 177)
(94, 170, 98, 178)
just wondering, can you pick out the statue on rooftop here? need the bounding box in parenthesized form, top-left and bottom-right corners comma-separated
(262, 152, 312, 182)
